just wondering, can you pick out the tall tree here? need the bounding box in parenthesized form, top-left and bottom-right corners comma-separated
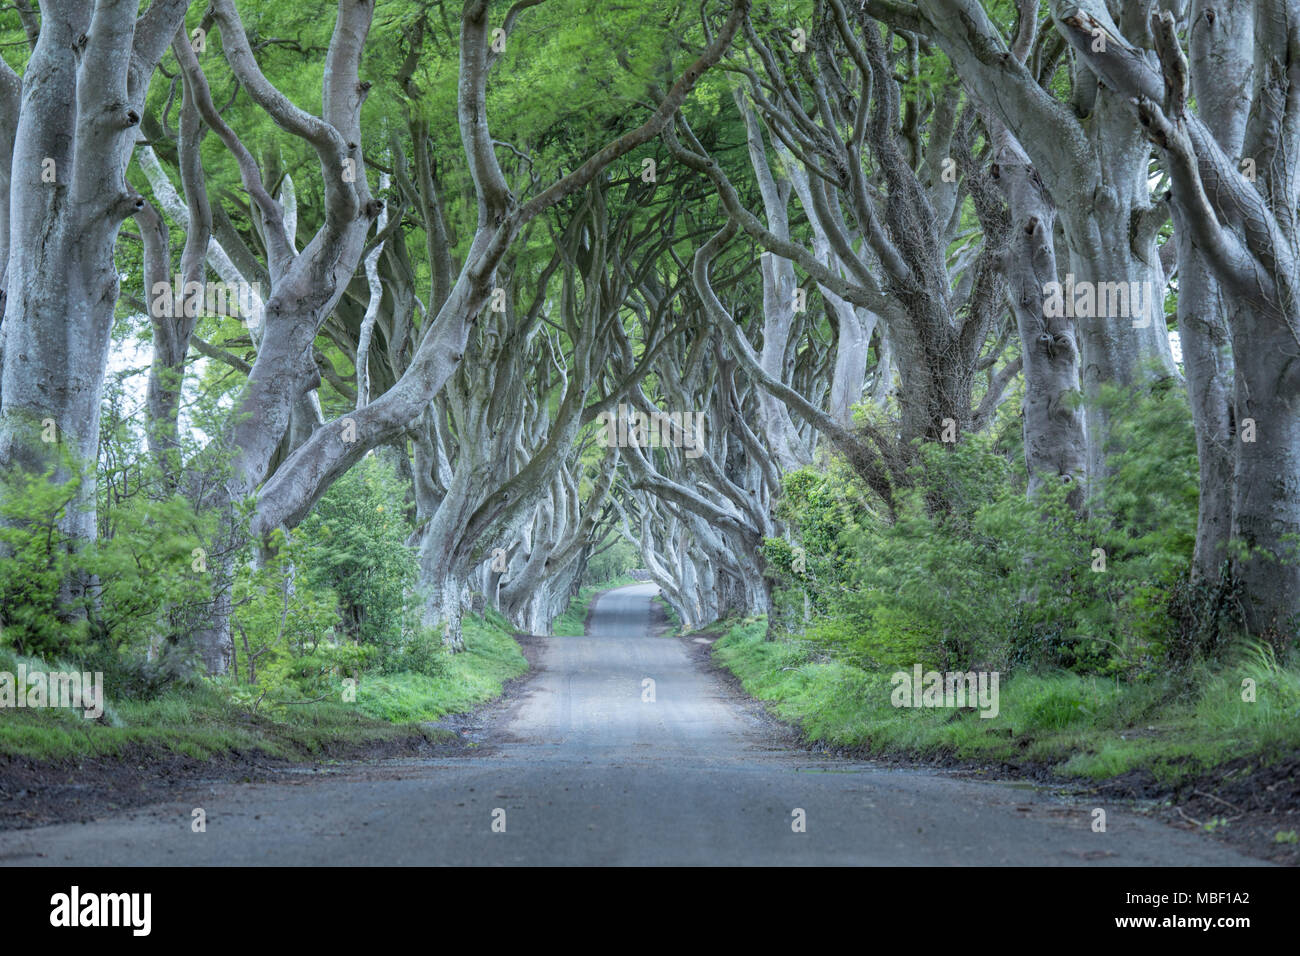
(1052, 0, 1300, 635)
(0, 0, 192, 609)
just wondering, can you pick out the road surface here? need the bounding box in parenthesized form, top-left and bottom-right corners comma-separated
(0, 584, 1264, 865)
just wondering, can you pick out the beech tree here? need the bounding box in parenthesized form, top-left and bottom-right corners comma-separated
(5, 0, 1295, 680)
(867, 0, 1180, 488)
(1050, 0, 1300, 634)
(0, 0, 193, 606)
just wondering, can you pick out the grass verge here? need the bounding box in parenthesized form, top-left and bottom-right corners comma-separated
(353, 610, 528, 722)
(709, 616, 1300, 786)
(0, 609, 527, 763)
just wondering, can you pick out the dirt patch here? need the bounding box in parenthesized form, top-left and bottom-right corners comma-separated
(847, 744, 1296, 867)
(1156, 755, 1300, 865)
(0, 730, 468, 832)
(882, 748, 1299, 866)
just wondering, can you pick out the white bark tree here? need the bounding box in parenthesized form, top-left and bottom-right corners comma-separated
(0, 0, 193, 609)
(1050, 0, 1300, 635)
(870, 0, 1180, 488)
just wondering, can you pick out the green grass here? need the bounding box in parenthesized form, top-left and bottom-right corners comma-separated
(354, 610, 527, 722)
(710, 617, 1300, 784)
(0, 680, 436, 762)
(0, 610, 527, 762)
(551, 576, 639, 635)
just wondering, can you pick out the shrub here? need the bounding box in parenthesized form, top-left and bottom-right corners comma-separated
(0, 466, 211, 666)
(299, 455, 417, 656)
(229, 529, 350, 694)
(397, 626, 450, 678)
(767, 383, 1208, 678)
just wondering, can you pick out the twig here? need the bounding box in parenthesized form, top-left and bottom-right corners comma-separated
(281, 694, 331, 706)
(1192, 788, 1241, 813)
(1175, 806, 1202, 827)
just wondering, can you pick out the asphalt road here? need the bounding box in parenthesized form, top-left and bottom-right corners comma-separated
(0, 584, 1265, 865)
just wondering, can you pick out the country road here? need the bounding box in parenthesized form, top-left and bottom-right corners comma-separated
(0, 584, 1265, 866)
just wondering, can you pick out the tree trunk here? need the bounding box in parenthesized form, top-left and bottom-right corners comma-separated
(1231, 339, 1300, 635)
(991, 131, 1086, 505)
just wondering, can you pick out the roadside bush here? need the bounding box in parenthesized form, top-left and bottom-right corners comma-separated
(299, 455, 417, 657)
(396, 626, 451, 678)
(0, 466, 210, 665)
(228, 529, 360, 702)
(767, 384, 1207, 678)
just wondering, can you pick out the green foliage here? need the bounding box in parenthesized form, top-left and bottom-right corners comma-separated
(0, 644, 448, 762)
(583, 535, 638, 586)
(396, 626, 451, 679)
(353, 610, 527, 723)
(88, 492, 214, 653)
(717, 383, 1300, 783)
(0, 466, 210, 666)
(767, 385, 1209, 678)
(0, 468, 89, 658)
(228, 528, 369, 709)
(299, 455, 417, 655)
